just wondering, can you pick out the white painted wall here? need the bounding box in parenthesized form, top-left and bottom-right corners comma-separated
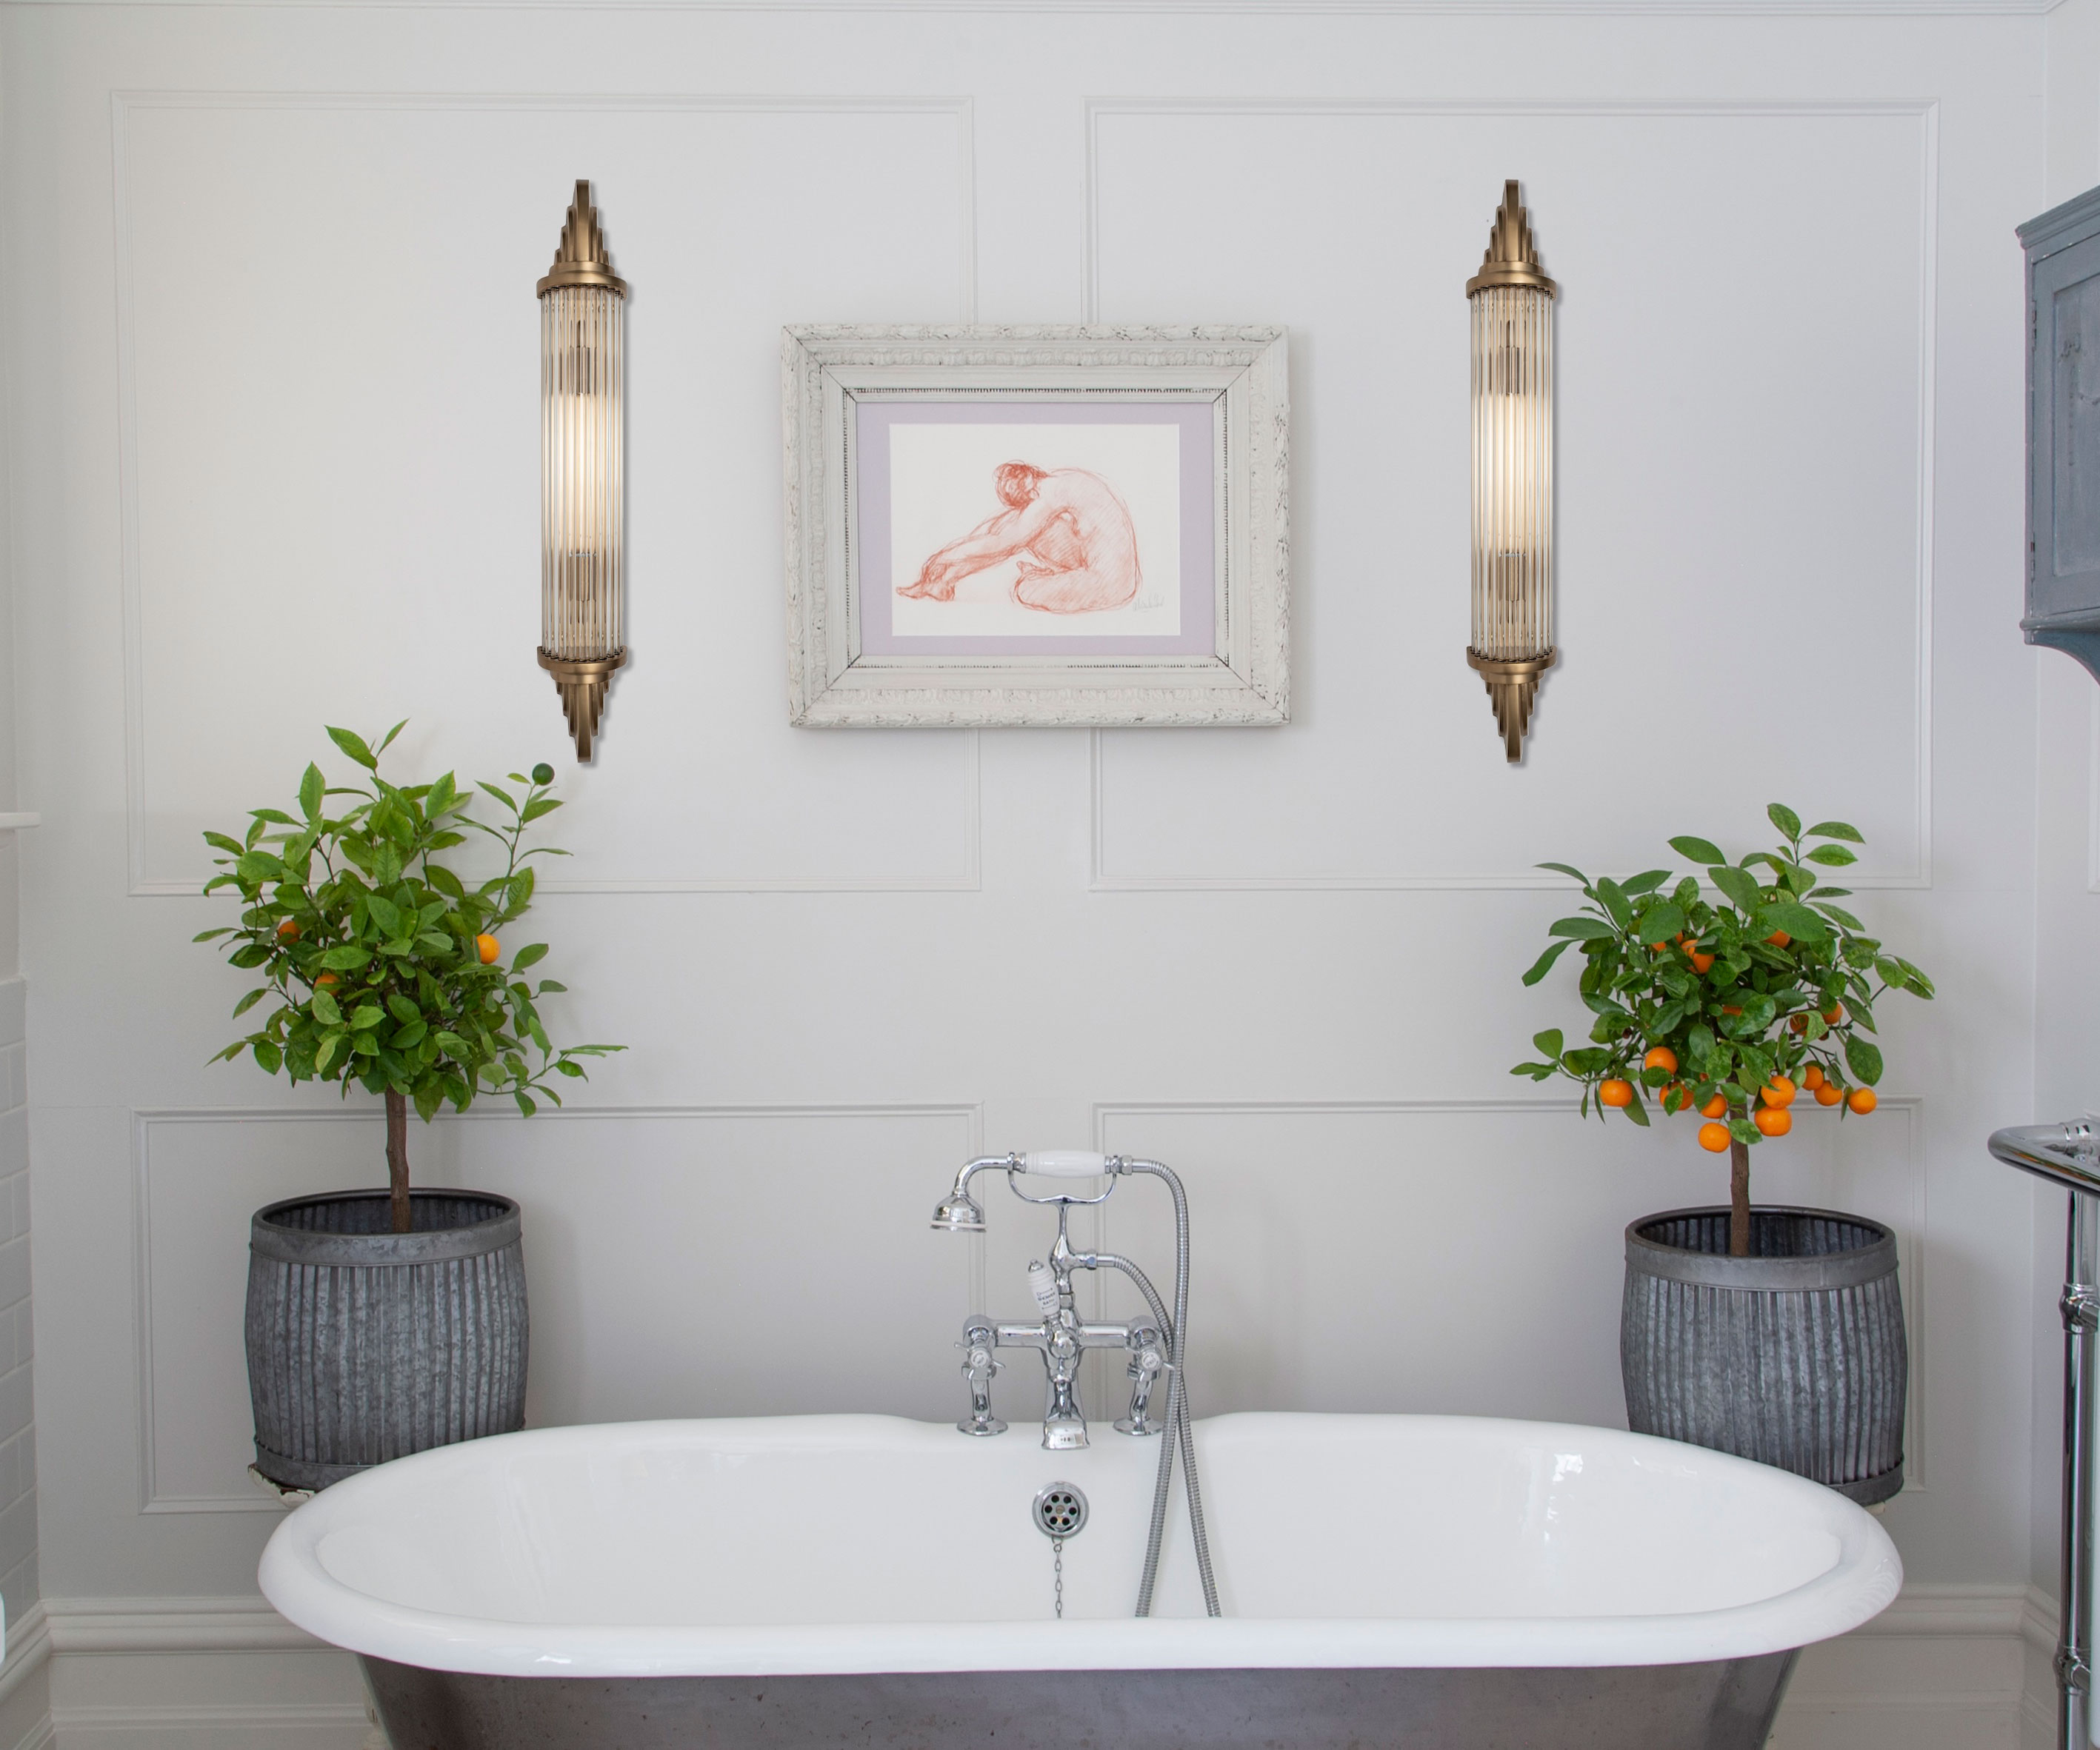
(0, 0, 2067, 1742)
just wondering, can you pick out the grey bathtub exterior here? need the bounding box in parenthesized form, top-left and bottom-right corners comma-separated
(361, 1649, 1799, 1749)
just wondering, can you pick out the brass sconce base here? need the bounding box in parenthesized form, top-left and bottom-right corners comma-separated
(538, 647, 627, 761)
(1466, 648, 1556, 763)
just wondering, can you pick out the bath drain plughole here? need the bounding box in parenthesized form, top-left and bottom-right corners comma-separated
(1034, 1483, 1087, 1617)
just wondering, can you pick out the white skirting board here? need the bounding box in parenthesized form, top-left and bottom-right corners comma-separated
(0, 1586, 2063, 1750)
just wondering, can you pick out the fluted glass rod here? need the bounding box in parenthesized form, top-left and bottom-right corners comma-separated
(536, 181, 628, 761)
(1464, 180, 1557, 762)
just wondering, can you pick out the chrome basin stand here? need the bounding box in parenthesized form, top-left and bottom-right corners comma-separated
(1991, 1122, 2100, 1750)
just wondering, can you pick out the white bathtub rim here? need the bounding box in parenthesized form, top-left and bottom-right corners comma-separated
(257, 1411, 1904, 1679)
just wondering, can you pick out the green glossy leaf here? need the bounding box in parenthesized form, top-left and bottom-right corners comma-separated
(1636, 903, 1686, 946)
(1761, 901, 1830, 942)
(511, 943, 548, 972)
(1805, 844, 1859, 866)
(1533, 1029, 1564, 1059)
(391, 1019, 428, 1049)
(1710, 865, 1762, 914)
(235, 851, 285, 885)
(203, 830, 246, 855)
(1844, 1035, 1884, 1086)
(1619, 869, 1672, 898)
(310, 987, 342, 1026)
(513, 1091, 538, 1118)
(376, 718, 407, 755)
(253, 1041, 282, 1075)
(1549, 917, 1616, 941)
(193, 927, 235, 943)
(1812, 901, 1865, 931)
(1594, 878, 1632, 929)
(366, 895, 402, 937)
(348, 1005, 384, 1031)
(228, 943, 271, 969)
(326, 726, 378, 770)
(1767, 803, 1801, 840)
(232, 987, 267, 1018)
(319, 945, 370, 970)
(314, 1032, 343, 1072)
(1669, 836, 1726, 865)
(1806, 820, 1864, 843)
(386, 992, 421, 1023)
(425, 863, 466, 900)
(477, 780, 517, 812)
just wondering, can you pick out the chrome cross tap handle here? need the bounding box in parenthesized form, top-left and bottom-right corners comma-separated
(957, 1317, 1007, 1437)
(1116, 1324, 1167, 1436)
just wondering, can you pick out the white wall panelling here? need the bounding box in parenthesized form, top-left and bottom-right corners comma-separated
(1, 1, 2054, 1740)
(133, 1103, 980, 1512)
(1086, 100, 1936, 890)
(111, 91, 982, 897)
(1090, 1099, 1928, 1482)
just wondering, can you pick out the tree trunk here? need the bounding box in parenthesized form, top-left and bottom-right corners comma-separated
(1729, 1133, 1751, 1258)
(385, 1088, 411, 1235)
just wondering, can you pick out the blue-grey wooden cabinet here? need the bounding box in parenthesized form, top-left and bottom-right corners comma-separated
(2023, 187, 2100, 680)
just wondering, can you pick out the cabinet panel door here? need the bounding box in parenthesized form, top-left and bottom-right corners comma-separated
(2033, 233, 2100, 621)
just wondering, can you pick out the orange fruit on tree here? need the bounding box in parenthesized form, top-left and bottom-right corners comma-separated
(476, 934, 500, 964)
(276, 919, 300, 943)
(1801, 1063, 1825, 1090)
(1698, 1121, 1732, 1152)
(1761, 1076, 1796, 1109)
(1823, 1002, 1844, 1025)
(1644, 1046, 1678, 1075)
(1599, 1078, 1635, 1109)
(1721, 1005, 1742, 1017)
(1690, 951, 1716, 972)
(314, 971, 339, 990)
(1789, 1014, 1809, 1034)
(1815, 1081, 1844, 1107)
(1766, 929, 1790, 947)
(1847, 1087, 1878, 1115)
(1753, 1106, 1793, 1138)
(1659, 1083, 1689, 1111)
(1699, 1092, 1728, 1119)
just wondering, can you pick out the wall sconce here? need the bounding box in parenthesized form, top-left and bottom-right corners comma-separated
(537, 181, 627, 761)
(1466, 180, 1556, 763)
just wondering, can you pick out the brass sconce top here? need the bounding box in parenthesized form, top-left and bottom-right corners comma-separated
(1466, 180, 1556, 300)
(537, 180, 627, 299)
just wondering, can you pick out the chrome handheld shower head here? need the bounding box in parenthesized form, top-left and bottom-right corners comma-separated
(929, 1155, 1017, 1233)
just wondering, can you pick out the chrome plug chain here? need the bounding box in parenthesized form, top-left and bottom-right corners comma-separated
(1053, 1537, 1064, 1619)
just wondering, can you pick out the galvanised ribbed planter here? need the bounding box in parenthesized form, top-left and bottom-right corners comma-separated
(246, 1189, 528, 1492)
(1621, 1206, 1906, 1506)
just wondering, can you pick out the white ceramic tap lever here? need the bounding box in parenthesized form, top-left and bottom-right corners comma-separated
(1020, 1151, 1110, 1178)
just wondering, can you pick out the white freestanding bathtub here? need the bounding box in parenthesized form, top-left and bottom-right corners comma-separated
(259, 1411, 1901, 1749)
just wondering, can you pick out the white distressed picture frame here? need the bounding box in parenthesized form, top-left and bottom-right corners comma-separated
(782, 325, 1289, 727)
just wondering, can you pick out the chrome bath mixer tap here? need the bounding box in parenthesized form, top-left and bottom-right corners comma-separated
(930, 1149, 1218, 1616)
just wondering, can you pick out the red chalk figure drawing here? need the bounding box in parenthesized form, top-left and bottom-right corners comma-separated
(898, 461, 1142, 615)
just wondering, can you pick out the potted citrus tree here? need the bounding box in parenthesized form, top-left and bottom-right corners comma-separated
(1511, 805, 1933, 1503)
(198, 723, 620, 1491)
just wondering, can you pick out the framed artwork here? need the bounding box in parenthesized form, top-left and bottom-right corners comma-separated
(782, 326, 1289, 727)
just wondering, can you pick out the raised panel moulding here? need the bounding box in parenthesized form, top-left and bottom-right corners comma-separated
(111, 90, 980, 898)
(132, 1103, 983, 1512)
(1090, 1095, 1927, 1487)
(1084, 99, 1936, 892)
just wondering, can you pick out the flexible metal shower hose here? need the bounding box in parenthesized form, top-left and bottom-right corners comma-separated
(1104, 1158, 1219, 1617)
